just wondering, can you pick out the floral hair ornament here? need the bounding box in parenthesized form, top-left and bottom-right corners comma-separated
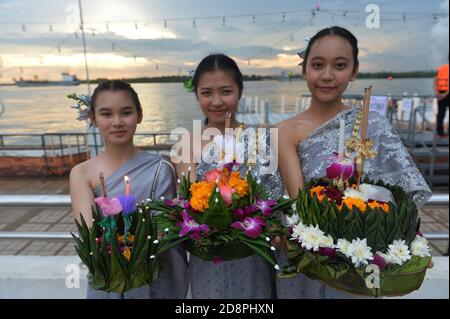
(183, 70, 196, 93)
(297, 37, 311, 66)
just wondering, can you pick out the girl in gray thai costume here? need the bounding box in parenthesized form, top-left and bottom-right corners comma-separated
(276, 26, 432, 299)
(70, 80, 188, 299)
(173, 54, 284, 299)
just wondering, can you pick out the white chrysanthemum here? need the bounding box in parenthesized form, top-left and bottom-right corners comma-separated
(319, 234, 335, 248)
(410, 236, 431, 257)
(343, 188, 364, 200)
(286, 213, 300, 227)
(336, 238, 352, 256)
(290, 222, 307, 242)
(300, 225, 325, 252)
(386, 239, 412, 265)
(347, 238, 373, 268)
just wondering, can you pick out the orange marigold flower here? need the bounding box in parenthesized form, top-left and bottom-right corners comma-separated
(228, 172, 249, 197)
(122, 247, 131, 261)
(310, 186, 326, 202)
(127, 235, 135, 243)
(368, 201, 390, 213)
(339, 197, 367, 212)
(190, 181, 215, 212)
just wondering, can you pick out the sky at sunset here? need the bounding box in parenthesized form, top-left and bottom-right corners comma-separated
(0, 0, 448, 83)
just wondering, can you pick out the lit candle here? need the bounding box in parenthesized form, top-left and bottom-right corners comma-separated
(124, 176, 130, 196)
(338, 119, 345, 161)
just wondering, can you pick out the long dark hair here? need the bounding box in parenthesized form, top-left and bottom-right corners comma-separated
(302, 26, 359, 73)
(90, 80, 142, 116)
(192, 53, 244, 98)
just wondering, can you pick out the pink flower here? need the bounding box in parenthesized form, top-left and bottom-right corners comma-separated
(252, 194, 277, 217)
(178, 210, 209, 240)
(213, 256, 224, 266)
(372, 254, 387, 272)
(95, 196, 123, 217)
(326, 153, 356, 180)
(231, 217, 266, 239)
(319, 247, 336, 258)
(204, 169, 222, 183)
(219, 185, 235, 206)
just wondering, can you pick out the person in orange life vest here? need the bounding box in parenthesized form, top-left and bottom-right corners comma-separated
(434, 56, 449, 137)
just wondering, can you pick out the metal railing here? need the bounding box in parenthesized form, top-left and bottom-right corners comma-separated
(0, 194, 448, 240)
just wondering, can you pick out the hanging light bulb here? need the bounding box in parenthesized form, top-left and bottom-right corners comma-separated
(193, 18, 196, 28)
(49, 24, 53, 32)
(403, 13, 407, 23)
(106, 22, 110, 31)
(21, 24, 26, 32)
(135, 22, 138, 30)
(252, 15, 256, 24)
(164, 20, 167, 28)
(282, 13, 286, 22)
(222, 16, 226, 27)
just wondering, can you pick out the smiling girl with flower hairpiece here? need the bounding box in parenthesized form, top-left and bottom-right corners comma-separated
(70, 80, 188, 299)
(276, 26, 432, 299)
(172, 53, 285, 299)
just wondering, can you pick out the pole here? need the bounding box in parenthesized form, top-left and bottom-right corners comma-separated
(78, 0, 91, 95)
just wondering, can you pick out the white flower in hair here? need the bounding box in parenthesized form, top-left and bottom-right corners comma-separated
(411, 236, 431, 257)
(347, 238, 373, 268)
(386, 239, 411, 265)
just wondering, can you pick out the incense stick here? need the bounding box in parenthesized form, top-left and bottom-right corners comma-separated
(99, 172, 107, 197)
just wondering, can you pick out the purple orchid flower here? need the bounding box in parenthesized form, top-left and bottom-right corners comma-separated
(224, 160, 239, 173)
(326, 153, 356, 180)
(164, 198, 181, 207)
(319, 247, 336, 258)
(231, 216, 266, 239)
(252, 195, 277, 217)
(117, 194, 137, 216)
(233, 208, 245, 219)
(372, 254, 387, 272)
(178, 210, 209, 240)
(213, 256, 224, 266)
(164, 198, 190, 209)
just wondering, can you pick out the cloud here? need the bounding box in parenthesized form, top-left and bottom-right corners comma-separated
(430, 0, 449, 67)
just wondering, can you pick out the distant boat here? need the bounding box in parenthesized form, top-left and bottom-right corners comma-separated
(14, 73, 80, 87)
